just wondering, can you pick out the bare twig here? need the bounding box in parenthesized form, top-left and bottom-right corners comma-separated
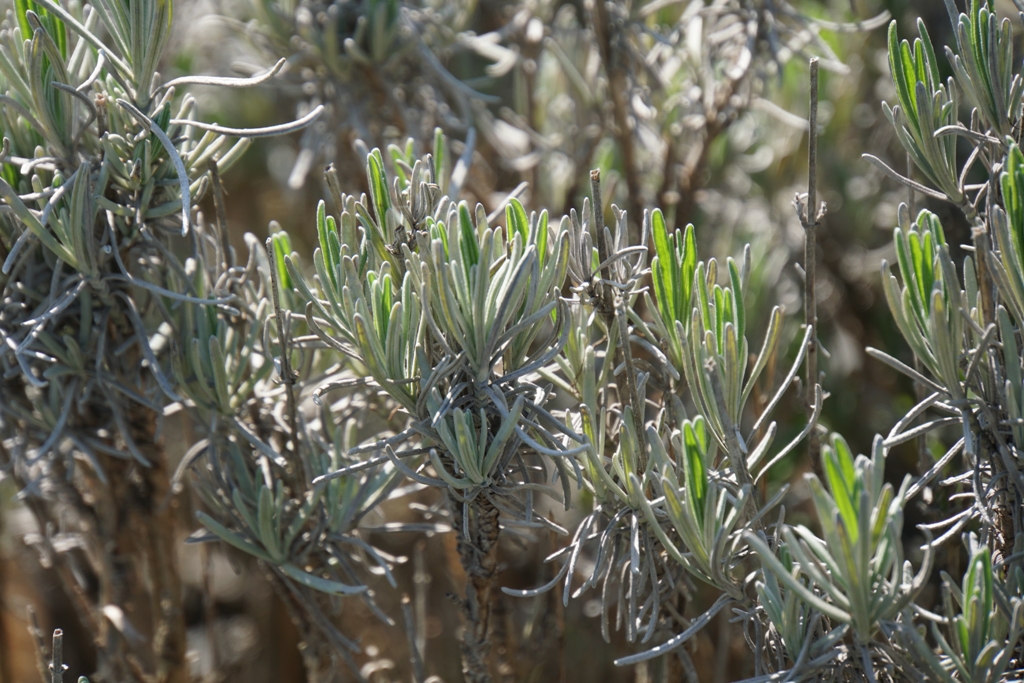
(795, 58, 825, 470)
(50, 629, 64, 683)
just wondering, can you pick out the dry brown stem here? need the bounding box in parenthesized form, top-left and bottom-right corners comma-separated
(449, 493, 501, 683)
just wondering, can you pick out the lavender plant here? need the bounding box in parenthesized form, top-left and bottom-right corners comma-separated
(250, 127, 816, 680)
(274, 131, 579, 681)
(7, 0, 1024, 681)
(0, 0, 328, 677)
(235, 1, 1024, 678)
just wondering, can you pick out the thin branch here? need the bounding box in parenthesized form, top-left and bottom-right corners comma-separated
(795, 58, 825, 470)
(50, 629, 65, 683)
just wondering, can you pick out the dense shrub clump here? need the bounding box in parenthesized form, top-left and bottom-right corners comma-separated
(3, 1, 1024, 682)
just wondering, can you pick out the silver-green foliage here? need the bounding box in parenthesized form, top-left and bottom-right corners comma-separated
(0, 0, 388, 670)
(866, 0, 1024, 681)
(0, 0, 248, 484)
(259, 4, 1024, 679)
(7, 0, 1024, 680)
(287, 130, 578, 511)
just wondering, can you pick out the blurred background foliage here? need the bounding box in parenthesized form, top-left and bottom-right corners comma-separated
(177, 0, 956, 471)
(0, 0, 1005, 681)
